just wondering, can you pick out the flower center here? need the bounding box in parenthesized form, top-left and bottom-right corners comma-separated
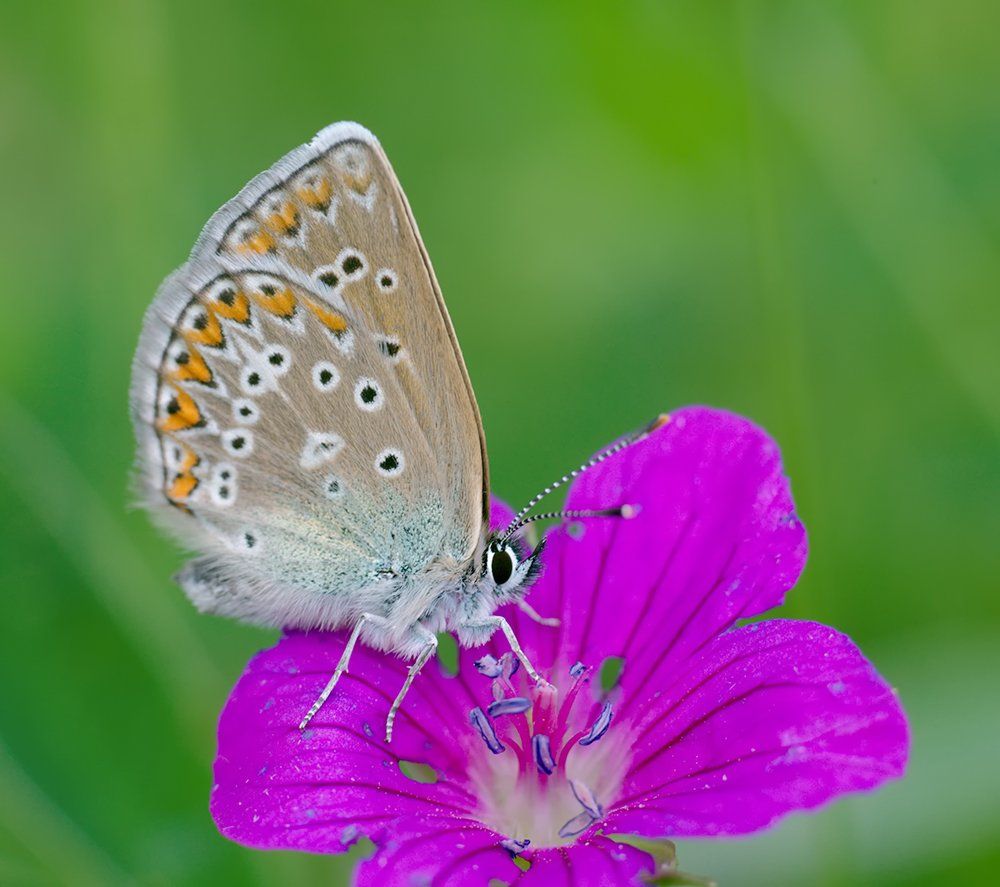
(464, 654, 632, 850)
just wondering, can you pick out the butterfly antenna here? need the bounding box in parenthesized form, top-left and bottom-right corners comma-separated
(500, 413, 669, 542)
(503, 505, 638, 540)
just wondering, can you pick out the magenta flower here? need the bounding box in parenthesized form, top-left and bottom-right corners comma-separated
(211, 408, 909, 884)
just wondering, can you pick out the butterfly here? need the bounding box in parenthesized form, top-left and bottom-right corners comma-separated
(130, 122, 649, 740)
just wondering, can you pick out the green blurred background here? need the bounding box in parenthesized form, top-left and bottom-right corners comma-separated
(2, 0, 998, 884)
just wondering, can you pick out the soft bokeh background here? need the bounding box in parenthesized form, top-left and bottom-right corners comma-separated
(2, 0, 998, 884)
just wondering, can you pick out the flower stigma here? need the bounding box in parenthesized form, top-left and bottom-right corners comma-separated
(465, 653, 632, 848)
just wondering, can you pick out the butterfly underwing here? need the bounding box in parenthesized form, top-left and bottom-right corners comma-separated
(130, 122, 571, 738)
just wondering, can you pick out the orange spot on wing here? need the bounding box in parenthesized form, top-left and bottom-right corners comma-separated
(304, 298, 348, 334)
(343, 168, 372, 193)
(167, 471, 199, 502)
(175, 444, 199, 473)
(266, 201, 301, 236)
(237, 227, 276, 255)
(162, 441, 199, 508)
(211, 287, 252, 324)
(296, 177, 332, 211)
(169, 346, 213, 385)
(158, 387, 204, 432)
(184, 309, 224, 348)
(254, 285, 296, 318)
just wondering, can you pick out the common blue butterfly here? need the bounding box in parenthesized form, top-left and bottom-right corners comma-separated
(131, 123, 647, 739)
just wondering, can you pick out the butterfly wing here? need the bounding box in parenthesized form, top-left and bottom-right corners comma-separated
(130, 122, 488, 628)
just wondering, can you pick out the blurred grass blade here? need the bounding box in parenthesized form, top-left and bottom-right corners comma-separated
(0, 392, 225, 749)
(765, 2, 1000, 439)
(0, 735, 131, 886)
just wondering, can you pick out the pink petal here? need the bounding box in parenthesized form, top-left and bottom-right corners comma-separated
(605, 619, 910, 836)
(504, 407, 808, 710)
(518, 838, 655, 885)
(353, 816, 516, 886)
(354, 821, 655, 886)
(211, 631, 485, 852)
(489, 494, 517, 533)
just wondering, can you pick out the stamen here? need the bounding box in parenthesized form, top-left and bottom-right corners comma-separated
(557, 780, 604, 838)
(487, 697, 532, 717)
(474, 655, 502, 678)
(569, 780, 604, 819)
(553, 664, 592, 740)
(470, 707, 505, 754)
(501, 837, 531, 856)
(532, 734, 555, 774)
(578, 701, 613, 747)
(558, 811, 596, 839)
(500, 652, 520, 679)
(569, 661, 587, 678)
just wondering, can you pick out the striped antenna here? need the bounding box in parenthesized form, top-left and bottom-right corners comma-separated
(500, 413, 668, 543)
(502, 505, 638, 541)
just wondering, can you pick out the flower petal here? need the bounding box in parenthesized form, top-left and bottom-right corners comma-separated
(211, 631, 487, 852)
(354, 818, 656, 887)
(354, 816, 517, 886)
(490, 494, 517, 533)
(518, 837, 655, 886)
(604, 619, 910, 837)
(507, 407, 808, 708)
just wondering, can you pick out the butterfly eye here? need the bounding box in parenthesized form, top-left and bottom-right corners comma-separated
(488, 544, 517, 587)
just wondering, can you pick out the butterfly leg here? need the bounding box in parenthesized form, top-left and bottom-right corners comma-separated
(516, 597, 560, 628)
(299, 612, 390, 731)
(469, 616, 547, 686)
(385, 628, 438, 743)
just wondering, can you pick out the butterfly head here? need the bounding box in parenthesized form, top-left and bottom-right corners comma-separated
(481, 534, 545, 605)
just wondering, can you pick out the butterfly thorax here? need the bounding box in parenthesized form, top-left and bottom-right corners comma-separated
(359, 553, 478, 654)
(351, 533, 542, 657)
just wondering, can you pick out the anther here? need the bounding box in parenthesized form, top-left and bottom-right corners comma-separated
(470, 707, 505, 754)
(532, 734, 555, 775)
(501, 837, 531, 857)
(558, 780, 604, 838)
(569, 661, 587, 678)
(569, 780, 604, 819)
(500, 652, 520, 680)
(474, 655, 502, 678)
(558, 811, 596, 839)
(578, 701, 613, 747)
(487, 697, 532, 717)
